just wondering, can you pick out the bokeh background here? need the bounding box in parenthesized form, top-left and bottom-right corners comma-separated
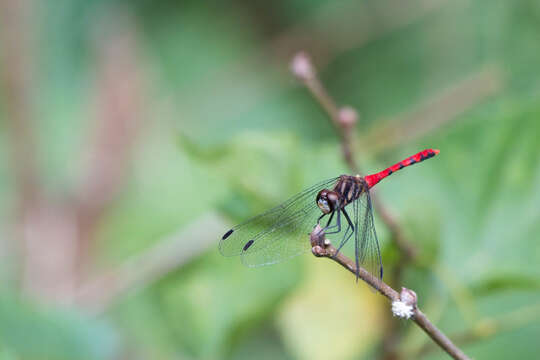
(1, 0, 540, 359)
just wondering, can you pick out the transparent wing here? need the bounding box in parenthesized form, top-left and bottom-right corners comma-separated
(353, 191, 384, 283)
(219, 177, 340, 266)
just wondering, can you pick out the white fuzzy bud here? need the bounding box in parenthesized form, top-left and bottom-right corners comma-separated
(391, 300, 414, 319)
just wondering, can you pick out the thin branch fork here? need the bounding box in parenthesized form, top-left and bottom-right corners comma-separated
(310, 227, 471, 360)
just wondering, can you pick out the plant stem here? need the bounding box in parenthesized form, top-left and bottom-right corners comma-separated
(311, 229, 471, 360)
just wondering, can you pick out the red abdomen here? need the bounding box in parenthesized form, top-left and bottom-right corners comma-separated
(364, 149, 439, 188)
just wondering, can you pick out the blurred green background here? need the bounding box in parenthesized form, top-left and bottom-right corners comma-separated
(1, 0, 540, 359)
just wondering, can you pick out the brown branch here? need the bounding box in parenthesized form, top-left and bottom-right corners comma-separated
(414, 301, 540, 358)
(310, 227, 471, 360)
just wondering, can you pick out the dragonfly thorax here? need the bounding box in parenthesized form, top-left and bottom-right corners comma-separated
(316, 189, 341, 214)
(332, 175, 368, 208)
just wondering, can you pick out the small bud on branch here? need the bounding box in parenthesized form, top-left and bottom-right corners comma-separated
(290, 51, 315, 81)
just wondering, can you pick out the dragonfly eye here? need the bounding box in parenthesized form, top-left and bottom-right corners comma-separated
(317, 198, 331, 213)
(316, 189, 338, 214)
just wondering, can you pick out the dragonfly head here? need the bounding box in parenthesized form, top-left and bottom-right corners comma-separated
(316, 189, 340, 214)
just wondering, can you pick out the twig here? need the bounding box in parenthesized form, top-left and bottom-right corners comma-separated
(310, 227, 471, 360)
(414, 301, 540, 358)
(291, 51, 418, 260)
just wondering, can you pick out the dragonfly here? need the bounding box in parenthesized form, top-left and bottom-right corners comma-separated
(220, 149, 439, 281)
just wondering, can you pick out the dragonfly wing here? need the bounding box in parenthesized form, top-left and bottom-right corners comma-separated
(354, 191, 384, 282)
(240, 200, 323, 267)
(219, 177, 340, 265)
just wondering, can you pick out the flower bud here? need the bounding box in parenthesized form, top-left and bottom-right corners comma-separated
(400, 287, 418, 307)
(290, 52, 315, 81)
(338, 107, 358, 128)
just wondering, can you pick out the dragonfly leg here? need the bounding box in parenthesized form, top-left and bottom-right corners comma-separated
(333, 208, 354, 256)
(324, 209, 342, 235)
(313, 213, 329, 242)
(324, 211, 335, 228)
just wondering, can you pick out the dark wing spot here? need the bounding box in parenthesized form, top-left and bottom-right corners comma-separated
(243, 239, 254, 251)
(222, 229, 234, 240)
(380, 266, 384, 279)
